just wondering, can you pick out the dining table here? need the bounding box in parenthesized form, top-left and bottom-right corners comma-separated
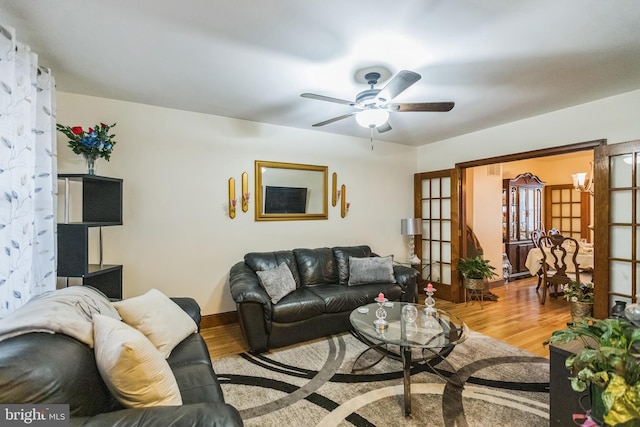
(524, 246, 594, 276)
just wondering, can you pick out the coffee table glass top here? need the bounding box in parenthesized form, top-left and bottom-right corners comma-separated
(349, 302, 469, 349)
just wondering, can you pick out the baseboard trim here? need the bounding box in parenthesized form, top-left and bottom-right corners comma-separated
(201, 311, 238, 329)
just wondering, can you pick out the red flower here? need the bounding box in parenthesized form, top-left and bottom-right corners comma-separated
(71, 126, 83, 135)
(100, 122, 106, 127)
(88, 128, 94, 133)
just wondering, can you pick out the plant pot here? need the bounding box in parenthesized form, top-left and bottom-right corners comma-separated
(464, 278, 486, 290)
(589, 384, 606, 426)
(570, 301, 593, 320)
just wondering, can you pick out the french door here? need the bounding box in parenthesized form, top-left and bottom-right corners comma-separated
(414, 169, 460, 302)
(593, 139, 640, 318)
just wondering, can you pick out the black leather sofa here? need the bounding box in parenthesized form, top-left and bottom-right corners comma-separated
(0, 297, 243, 427)
(229, 245, 419, 353)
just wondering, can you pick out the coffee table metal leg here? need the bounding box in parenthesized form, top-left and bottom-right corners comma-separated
(402, 345, 411, 416)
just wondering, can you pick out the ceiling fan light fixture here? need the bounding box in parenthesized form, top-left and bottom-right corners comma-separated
(355, 109, 389, 128)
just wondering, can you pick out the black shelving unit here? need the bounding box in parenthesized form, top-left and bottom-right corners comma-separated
(57, 174, 123, 299)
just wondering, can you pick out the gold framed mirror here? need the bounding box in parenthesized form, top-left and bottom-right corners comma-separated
(255, 160, 328, 221)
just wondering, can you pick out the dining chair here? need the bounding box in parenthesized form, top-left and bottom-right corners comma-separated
(533, 234, 553, 291)
(538, 234, 580, 304)
(548, 228, 562, 236)
(530, 229, 546, 248)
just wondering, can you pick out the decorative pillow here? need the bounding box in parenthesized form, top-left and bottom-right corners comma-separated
(92, 314, 183, 408)
(256, 262, 297, 304)
(112, 289, 197, 358)
(348, 255, 396, 286)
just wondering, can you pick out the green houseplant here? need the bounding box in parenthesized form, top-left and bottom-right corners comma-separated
(545, 317, 640, 426)
(458, 256, 498, 290)
(563, 281, 595, 320)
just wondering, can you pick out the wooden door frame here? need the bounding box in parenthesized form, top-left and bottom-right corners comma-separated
(453, 139, 605, 302)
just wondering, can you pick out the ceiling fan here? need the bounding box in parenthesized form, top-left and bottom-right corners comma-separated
(301, 69, 454, 133)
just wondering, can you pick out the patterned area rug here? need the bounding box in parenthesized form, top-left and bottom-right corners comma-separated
(212, 331, 549, 426)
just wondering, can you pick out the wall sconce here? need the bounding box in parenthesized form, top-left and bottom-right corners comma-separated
(241, 172, 249, 212)
(228, 177, 236, 219)
(340, 184, 347, 218)
(332, 172, 338, 207)
(401, 218, 422, 265)
(571, 162, 594, 194)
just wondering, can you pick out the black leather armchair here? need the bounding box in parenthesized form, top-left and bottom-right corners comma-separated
(0, 297, 243, 427)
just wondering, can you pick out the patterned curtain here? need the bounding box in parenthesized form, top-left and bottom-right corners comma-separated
(0, 25, 57, 317)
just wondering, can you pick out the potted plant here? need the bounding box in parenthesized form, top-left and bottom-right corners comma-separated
(545, 317, 640, 426)
(458, 256, 498, 290)
(563, 281, 595, 320)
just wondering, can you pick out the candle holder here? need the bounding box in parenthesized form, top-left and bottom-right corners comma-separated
(424, 284, 436, 315)
(374, 295, 388, 328)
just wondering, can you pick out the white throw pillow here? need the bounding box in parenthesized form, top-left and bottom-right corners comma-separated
(92, 314, 183, 408)
(256, 262, 297, 304)
(348, 255, 396, 285)
(112, 289, 197, 358)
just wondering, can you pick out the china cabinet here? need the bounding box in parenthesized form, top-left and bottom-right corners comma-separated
(502, 173, 544, 280)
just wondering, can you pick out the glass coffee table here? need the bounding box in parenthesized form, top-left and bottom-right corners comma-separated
(349, 301, 469, 416)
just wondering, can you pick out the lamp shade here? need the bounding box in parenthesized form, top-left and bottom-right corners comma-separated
(401, 218, 421, 235)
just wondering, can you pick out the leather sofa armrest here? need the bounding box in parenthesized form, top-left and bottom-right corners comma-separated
(71, 402, 243, 427)
(393, 264, 419, 302)
(170, 297, 202, 331)
(229, 262, 271, 306)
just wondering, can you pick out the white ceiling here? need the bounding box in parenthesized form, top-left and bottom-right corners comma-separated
(2, 0, 640, 146)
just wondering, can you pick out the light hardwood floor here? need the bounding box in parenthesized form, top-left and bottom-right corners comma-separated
(202, 277, 573, 360)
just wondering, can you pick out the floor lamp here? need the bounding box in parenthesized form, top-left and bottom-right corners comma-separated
(401, 218, 422, 265)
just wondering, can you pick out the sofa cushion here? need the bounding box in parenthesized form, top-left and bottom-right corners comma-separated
(256, 262, 297, 304)
(245, 250, 301, 287)
(271, 288, 326, 323)
(332, 245, 372, 285)
(348, 255, 396, 285)
(113, 289, 198, 358)
(293, 247, 338, 287)
(308, 283, 403, 313)
(93, 314, 183, 408)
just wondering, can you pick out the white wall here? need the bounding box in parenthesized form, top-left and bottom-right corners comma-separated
(418, 89, 640, 171)
(56, 93, 418, 315)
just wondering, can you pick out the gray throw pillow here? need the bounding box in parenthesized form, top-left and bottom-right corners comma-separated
(256, 262, 297, 304)
(348, 256, 396, 286)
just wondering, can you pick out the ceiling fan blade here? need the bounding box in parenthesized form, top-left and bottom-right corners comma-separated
(312, 112, 356, 127)
(376, 122, 392, 133)
(391, 102, 455, 112)
(377, 70, 421, 102)
(301, 93, 356, 106)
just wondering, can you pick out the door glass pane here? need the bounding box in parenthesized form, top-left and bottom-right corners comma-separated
(422, 240, 430, 260)
(441, 177, 451, 197)
(611, 225, 632, 259)
(422, 201, 430, 219)
(442, 242, 451, 263)
(552, 190, 560, 203)
(610, 260, 631, 295)
(572, 218, 581, 230)
(431, 200, 441, 219)
(571, 204, 581, 216)
(432, 220, 441, 240)
(422, 224, 430, 239)
(432, 241, 441, 262)
(442, 199, 451, 218)
(561, 189, 571, 200)
(432, 178, 440, 198)
(552, 205, 560, 216)
(562, 218, 570, 230)
(561, 205, 570, 216)
(611, 190, 632, 223)
(442, 264, 451, 285)
(422, 182, 430, 199)
(611, 155, 632, 188)
(442, 220, 451, 241)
